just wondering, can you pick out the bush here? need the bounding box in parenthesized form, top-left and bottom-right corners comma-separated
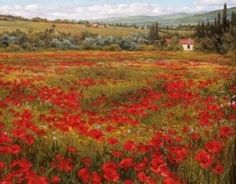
(137, 44, 158, 51)
(4, 44, 22, 52)
(0, 27, 176, 51)
(120, 40, 137, 51)
(166, 36, 183, 51)
(51, 38, 78, 49)
(227, 50, 236, 60)
(103, 44, 121, 51)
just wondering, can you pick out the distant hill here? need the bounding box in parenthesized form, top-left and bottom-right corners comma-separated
(93, 7, 236, 27)
(0, 6, 234, 38)
(1, 7, 236, 27)
(0, 15, 28, 21)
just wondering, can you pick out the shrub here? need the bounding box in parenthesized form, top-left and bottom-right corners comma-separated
(119, 40, 138, 51)
(137, 44, 158, 51)
(4, 44, 23, 52)
(166, 36, 183, 51)
(103, 44, 122, 51)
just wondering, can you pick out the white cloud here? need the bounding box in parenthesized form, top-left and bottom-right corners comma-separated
(25, 4, 39, 11)
(193, 0, 236, 12)
(195, 0, 236, 5)
(0, 2, 232, 20)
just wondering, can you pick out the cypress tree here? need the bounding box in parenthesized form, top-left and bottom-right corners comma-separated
(149, 22, 159, 42)
(201, 22, 205, 37)
(217, 12, 221, 26)
(195, 23, 201, 38)
(231, 12, 236, 27)
(222, 3, 228, 31)
(217, 12, 222, 34)
(155, 22, 159, 39)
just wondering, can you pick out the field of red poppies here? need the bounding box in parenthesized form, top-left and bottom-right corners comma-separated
(0, 51, 235, 184)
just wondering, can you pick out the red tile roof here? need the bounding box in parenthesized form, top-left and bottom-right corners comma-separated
(179, 39, 194, 45)
(165, 38, 194, 45)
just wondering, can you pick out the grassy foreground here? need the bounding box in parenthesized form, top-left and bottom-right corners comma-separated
(0, 51, 235, 183)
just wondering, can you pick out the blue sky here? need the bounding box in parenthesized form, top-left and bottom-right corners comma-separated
(0, 0, 235, 20)
(0, 0, 193, 7)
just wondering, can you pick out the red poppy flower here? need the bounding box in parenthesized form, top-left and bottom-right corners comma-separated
(124, 179, 134, 184)
(107, 137, 119, 145)
(205, 141, 223, 154)
(168, 146, 188, 164)
(112, 150, 123, 158)
(134, 158, 147, 171)
(190, 132, 201, 142)
(219, 126, 235, 139)
(195, 150, 212, 169)
(67, 146, 77, 153)
(11, 159, 32, 172)
(78, 168, 90, 183)
(102, 162, 120, 182)
(119, 158, 134, 168)
(0, 144, 21, 154)
(0, 161, 5, 170)
(163, 176, 182, 184)
(123, 140, 136, 152)
(81, 157, 92, 167)
(0, 132, 12, 143)
(213, 163, 224, 174)
(51, 176, 61, 184)
(137, 171, 150, 182)
(52, 154, 74, 173)
(91, 171, 102, 184)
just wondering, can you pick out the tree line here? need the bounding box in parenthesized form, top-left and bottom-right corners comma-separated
(195, 3, 236, 54)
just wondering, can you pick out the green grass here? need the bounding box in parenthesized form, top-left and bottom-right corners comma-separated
(0, 19, 194, 38)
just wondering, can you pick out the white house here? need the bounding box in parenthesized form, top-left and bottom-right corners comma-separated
(180, 39, 194, 51)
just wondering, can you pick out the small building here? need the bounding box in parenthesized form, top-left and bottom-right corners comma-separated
(180, 39, 194, 51)
(91, 23, 106, 28)
(165, 38, 194, 51)
(91, 23, 99, 27)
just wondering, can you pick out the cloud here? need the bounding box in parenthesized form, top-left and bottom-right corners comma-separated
(25, 4, 39, 11)
(195, 0, 236, 6)
(0, 2, 230, 20)
(192, 0, 236, 12)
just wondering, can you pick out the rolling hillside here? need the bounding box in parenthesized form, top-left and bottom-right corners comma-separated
(0, 20, 146, 37)
(0, 17, 194, 38)
(1, 7, 233, 37)
(94, 7, 236, 26)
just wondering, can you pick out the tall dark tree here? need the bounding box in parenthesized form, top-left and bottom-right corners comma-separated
(217, 12, 221, 26)
(155, 22, 159, 39)
(231, 12, 236, 27)
(149, 22, 159, 42)
(206, 19, 211, 36)
(217, 12, 222, 34)
(195, 23, 201, 38)
(214, 17, 217, 26)
(222, 3, 228, 31)
(201, 22, 206, 37)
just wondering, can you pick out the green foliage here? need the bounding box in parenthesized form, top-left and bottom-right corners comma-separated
(149, 22, 159, 42)
(103, 44, 122, 51)
(195, 3, 236, 54)
(166, 36, 184, 51)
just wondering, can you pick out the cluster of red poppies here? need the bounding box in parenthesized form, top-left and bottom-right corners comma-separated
(0, 53, 235, 183)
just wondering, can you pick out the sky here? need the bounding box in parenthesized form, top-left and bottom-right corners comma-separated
(0, 0, 236, 20)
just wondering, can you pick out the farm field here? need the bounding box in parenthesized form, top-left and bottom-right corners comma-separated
(0, 20, 145, 37)
(0, 51, 235, 183)
(0, 19, 194, 38)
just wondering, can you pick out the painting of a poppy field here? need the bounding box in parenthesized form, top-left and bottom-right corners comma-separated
(0, 51, 235, 183)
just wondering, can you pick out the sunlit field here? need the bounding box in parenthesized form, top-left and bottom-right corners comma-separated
(0, 51, 235, 184)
